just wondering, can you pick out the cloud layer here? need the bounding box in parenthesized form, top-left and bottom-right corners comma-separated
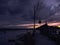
(0, 0, 60, 25)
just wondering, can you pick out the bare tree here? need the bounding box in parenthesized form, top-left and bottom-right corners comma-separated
(32, 0, 43, 36)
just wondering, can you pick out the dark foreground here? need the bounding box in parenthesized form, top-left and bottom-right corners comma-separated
(0, 30, 58, 45)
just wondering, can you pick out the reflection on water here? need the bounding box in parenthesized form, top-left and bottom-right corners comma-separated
(0, 30, 56, 45)
(0, 30, 27, 45)
(0, 22, 60, 45)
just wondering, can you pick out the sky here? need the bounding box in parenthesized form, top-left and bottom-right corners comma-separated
(0, 0, 60, 26)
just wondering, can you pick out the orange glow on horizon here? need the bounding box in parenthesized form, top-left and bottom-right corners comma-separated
(7, 22, 60, 28)
(57, 26, 60, 28)
(15, 23, 45, 28)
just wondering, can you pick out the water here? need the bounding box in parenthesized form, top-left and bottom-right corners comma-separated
(0, 30, 56, 45)
(0, 30, 27, 45)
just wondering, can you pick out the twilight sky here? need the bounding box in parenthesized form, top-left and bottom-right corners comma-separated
(0, 0, 60, 26)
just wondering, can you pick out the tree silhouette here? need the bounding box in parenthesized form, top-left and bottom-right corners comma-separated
(32, 0, 43, 36)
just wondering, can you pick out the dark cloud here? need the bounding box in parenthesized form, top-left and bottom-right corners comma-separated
(8, 7, 23, 15)
(0, 0, 60, 25)
(0, 0, 8, 15)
